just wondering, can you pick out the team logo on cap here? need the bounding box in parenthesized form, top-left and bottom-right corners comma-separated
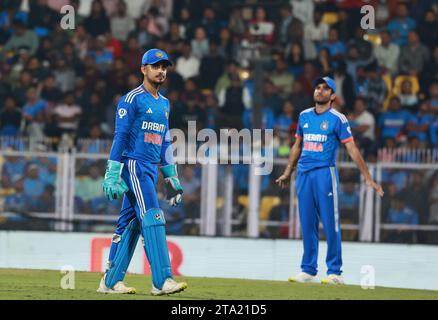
(320, 121, 329, 131)
(155, 51, 163, 58)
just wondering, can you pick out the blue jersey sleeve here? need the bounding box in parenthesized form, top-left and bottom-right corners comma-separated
(109, 97, 137, 161)
(335, 117, 353, 144)
(295, 114, 303, 138)
(160, 102, 174, 166)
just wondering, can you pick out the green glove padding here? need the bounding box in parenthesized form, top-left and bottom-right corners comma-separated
(102, 160, 129, 200)
(160, 164, 183, 206)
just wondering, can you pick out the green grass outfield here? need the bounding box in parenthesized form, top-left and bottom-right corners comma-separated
(0, 268, 437, 300)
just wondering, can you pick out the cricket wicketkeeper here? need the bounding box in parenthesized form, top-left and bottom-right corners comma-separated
(97, 48, 187, 295)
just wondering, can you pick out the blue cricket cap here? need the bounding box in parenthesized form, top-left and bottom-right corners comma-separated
(313, 76, 336, 93)
(141, 48, 172, 66)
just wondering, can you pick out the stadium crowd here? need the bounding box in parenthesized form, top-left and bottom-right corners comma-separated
(0, 0, 437, 242)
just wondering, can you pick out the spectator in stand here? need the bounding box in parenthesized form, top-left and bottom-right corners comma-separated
(199, 41, 224, 90)
(31, 184, 55, 213)
(175, 41, 200, 80)
(214, 60, 239, 96)
(180, 78, 203, 107)
(52, 91, 82, 138)
(274, 101, 296, 138)
(417, 9, 438, 51)
(248, 6, 275, 45)
(78, 92, 106, 138)
(87, 35, 114, 72)
(191, 26, 209, 60)
(428, 81, 438, 111)
(346, 27, 373, 63)
(1, 155, 27, 189)
(320, 28, 346, 64)
(19, 163, 47, 205)
(22, 87, 48, 140)
(83, 0, 111, 38)
(262, 79, 284, 116)
(216, 27, 234, 59)
(398, 31, 430, 77)
(353, 66, 368, 98)
(128, 15, 153, 49)
(366, 66, 387, 114)
(315, 47, 333, 75)
(122, 36, 143, 74)
(339, 181, 360, 227)
(285, 42, 305, 77)
(0, 96, 21, 136)
(2, 19, 39, 57)
(430, 107, 438, 147)
(348, 97, 375, 153)
(398, 79, 419, 111)
(144, 6, 169, 39)
(378, 96, 410, 144)
(200, 7, 222, 41)
(303, 7, 328, 60)
(401, 172, 429, 227)
(179, 166, 201, 235)
(75, 164, 106, 214)
(297, 61, 319, 97)
(40, 74, 63, 106)
(428, 174, 438, 224)
(288, 81, 313, 115)
(387, 2, 416, 47)
(270, 57, 294, 99)
(110, 0, 135, 42)
(71, 24, 90, 60)
(279, 3, 303, 45)
(421, 46, 438, 90)
(53, 58, 76, 93)
(28, 0, 59, 38)
(374, 30, 400, 76)
(385, 193, 419, 243)
(406, 100, 433, 147)
(332, 9, 354, 42)
(217, 74, 245, 129)
(243, 105, 275, 130)
(345, 45, 368, 84)
(179, 80, 206, 129)
(177, 7, 196, 40)
(330, 61, 355, 110)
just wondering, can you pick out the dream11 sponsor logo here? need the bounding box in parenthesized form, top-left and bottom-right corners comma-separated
(90, 237, 184, 275)
(165, 121, 274, 176)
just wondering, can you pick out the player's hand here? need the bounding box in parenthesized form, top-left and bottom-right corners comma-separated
(102, 160, 129, 200)
(275, 173, 291, 189)
(160, 164, 183, 206)
(366, 179, 384, 197)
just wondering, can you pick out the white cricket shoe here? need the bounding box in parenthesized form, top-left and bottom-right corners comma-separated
(288, 272, 317, 283)
(321, 274, 345, 285)
(96, 276, 136, 294)
(151, 278, 188, 296)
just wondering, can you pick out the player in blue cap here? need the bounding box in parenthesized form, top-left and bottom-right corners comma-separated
(97, 48, 187, 295)
(276, 76, 384, 284)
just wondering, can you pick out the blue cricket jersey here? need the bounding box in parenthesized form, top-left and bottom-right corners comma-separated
(109, 85, 173, 166)
(295, 107, 353, 173)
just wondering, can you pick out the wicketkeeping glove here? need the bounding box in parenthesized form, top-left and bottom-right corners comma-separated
(160, 164, 183, 206)
(102, 160, 129, 200)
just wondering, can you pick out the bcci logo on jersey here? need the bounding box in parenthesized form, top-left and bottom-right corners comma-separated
(118, 108, 127, 119)
(320, 121, 329, 131)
